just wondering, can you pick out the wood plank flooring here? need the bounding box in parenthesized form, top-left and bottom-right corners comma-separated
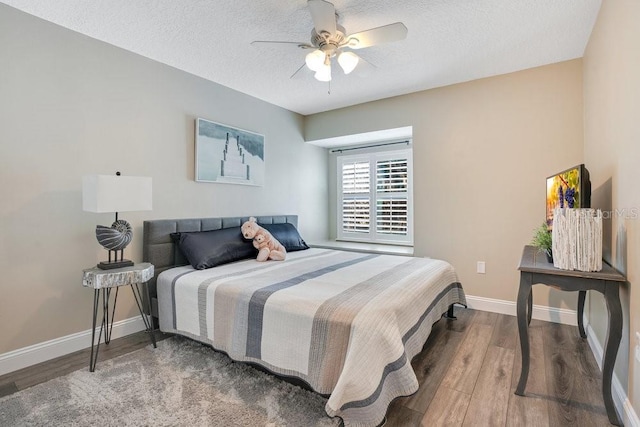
(387, 308, 611, 427)
(0, 309, 611, 427)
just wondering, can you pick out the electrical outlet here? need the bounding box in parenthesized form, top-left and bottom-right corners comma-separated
(477, 261, 486, 274)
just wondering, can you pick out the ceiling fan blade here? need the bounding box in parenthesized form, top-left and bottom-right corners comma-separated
(350, 54, 377, 78)
(307, 0, 336, 35)
(251, 41, 314, 49)
(346, 22, 408, 50)
(290, 63, 307, 80)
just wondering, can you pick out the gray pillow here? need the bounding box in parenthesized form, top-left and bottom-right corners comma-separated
(171, 227, 256, 270)
(262, 223, 309, 252)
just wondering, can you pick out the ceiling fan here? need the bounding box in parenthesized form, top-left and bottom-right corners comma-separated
(251, 0, 408, 83)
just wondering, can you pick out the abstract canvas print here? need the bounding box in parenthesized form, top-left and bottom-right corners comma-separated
(195, 118, 265, 186)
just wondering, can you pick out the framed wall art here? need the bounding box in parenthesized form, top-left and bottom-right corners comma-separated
(195, 118, 265, 186)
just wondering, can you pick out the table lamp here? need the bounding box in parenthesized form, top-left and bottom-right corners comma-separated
(82, 172, 152, 269)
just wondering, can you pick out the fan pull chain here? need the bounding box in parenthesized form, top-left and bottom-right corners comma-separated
(328, 80, 331, 95)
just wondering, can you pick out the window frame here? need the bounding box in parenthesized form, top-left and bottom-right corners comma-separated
(337, 147, 413, 246)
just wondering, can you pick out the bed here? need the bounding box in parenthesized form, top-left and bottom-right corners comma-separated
(143, 215, 466, 427)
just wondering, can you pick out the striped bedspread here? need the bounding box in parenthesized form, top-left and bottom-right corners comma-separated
(157, 248, 466, 427)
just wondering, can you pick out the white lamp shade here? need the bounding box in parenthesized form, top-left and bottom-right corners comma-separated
(338, 51, 359, 74)
(83, 175, 152, 213)
(314, 63, 332, 82)
(305, 50, 325, 72)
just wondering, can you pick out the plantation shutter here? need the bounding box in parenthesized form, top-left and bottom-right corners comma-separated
(337, 147, 412, 245)
(341, 161, 370, 233)
(375, 158, 408, 236)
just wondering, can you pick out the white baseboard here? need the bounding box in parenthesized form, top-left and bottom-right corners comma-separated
(0, 316, 145, 376)
(585, 322, 640, 427)
(464, 294, 578, 326)
(625, 399, 640, 427)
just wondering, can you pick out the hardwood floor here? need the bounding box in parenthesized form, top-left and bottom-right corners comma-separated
(387, 309, 611, 427)
(0, 309, 611, 426)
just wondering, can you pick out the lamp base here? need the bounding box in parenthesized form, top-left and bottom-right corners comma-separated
(97, 259, 134, 270)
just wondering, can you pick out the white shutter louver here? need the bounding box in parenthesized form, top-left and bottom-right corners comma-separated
(343, 162, 370, 193)
(376, 198, 408, 235)
(342, 198, 370, 233)
(376, 158, 408, 236)
(376, 159, 408, 192)
(341, 161, 370, 233)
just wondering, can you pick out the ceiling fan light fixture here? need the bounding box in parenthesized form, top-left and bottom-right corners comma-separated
(314, 63, 332, 81)
(305, 49, 325, 71)
(338, 51, 359, 74)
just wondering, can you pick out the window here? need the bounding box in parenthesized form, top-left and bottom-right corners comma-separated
(337, 148, 413, 245)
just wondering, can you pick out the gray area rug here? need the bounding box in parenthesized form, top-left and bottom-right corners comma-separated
(0, 336, 341, 426)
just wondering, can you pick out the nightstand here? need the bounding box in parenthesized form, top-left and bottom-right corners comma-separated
(82, 262, 157, 372)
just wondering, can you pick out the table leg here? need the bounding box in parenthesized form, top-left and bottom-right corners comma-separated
(131, 283, 157, 348)
(144, 281, 157, 348)
(527, 287, 533, 326)
(515, 273, 532, 395)
(578, 290, 587, 338)
(602, 283, 623, 426)
(105, 288, 118, 344)
(89, 290, 101, 372)
(90, 288, 114, 371)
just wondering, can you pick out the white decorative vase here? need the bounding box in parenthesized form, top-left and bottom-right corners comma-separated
(551, 208, 603, 272)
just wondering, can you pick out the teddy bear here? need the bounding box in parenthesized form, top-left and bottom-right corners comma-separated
(253, 230, 286, 261)
(241, 217, 286, 262)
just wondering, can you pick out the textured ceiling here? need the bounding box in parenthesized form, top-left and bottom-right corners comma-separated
(1, 0, 601, 115)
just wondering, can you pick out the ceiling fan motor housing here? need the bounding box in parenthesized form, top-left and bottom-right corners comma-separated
(311, 24, 346, 57)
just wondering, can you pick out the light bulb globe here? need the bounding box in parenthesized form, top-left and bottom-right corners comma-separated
(338, 51, 359, 75)
(314, 63, 332, 82)
(305, 50, 325, 72)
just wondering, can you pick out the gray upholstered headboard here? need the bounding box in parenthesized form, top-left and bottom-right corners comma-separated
(142, 215, 298, 317)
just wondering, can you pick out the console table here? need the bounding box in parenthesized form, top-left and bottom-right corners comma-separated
(514, 245, 625, 426)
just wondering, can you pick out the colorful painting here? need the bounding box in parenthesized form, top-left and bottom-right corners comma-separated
(195, 118, 265, 186)
(546, 166, 582, 228)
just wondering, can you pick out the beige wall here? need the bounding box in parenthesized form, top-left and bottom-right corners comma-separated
(0, 5, 328, 354)
(306, 60, 585, 308)
(584, 0, 640, 412)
